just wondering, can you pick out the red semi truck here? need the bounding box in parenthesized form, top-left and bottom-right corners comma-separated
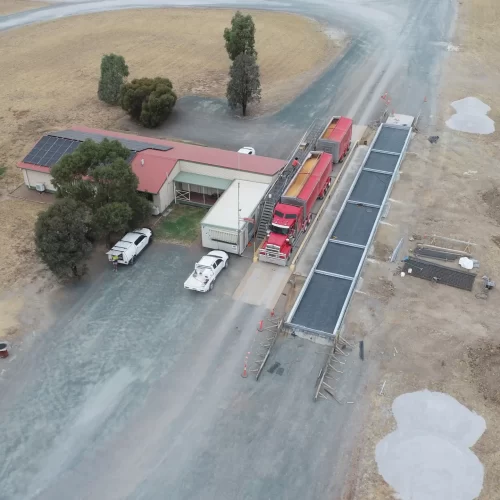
(316, 116, 353, 163)
(259, 151, 334, 265)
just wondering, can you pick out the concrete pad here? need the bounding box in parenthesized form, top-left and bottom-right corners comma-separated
(376, 391, 486, 500)
(352, 125, 367, 143)
(233, 261, 291, 308)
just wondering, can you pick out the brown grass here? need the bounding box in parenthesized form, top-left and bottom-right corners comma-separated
(0, 8, 340, 191)
(0, 199, 46, 289)
(0, 0, 47, 16)
(0, 8, 341, 294)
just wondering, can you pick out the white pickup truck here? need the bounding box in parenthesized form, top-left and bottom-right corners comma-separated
(106, 228, 152, 265)
(184, 251, 229, 292)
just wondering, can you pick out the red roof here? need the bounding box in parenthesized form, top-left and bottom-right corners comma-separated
(18, 126, 285, 194)
(327, 117, 353, 142)
(130, 151, 177, 193)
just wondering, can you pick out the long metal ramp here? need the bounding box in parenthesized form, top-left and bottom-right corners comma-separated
(286, 118, 414, 339)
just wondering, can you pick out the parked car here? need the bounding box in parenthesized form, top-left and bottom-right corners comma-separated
(106, 228, 152, 265)
(184, 251, 229, 292)
(238, 146, 256, 155)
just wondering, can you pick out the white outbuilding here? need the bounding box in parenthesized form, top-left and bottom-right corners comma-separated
(201, 180, 270, 255)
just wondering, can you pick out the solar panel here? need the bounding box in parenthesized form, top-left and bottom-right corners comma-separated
(52, 129, 172, 153)
(22, 136, 83, 167)
(22, 129, 170, 168)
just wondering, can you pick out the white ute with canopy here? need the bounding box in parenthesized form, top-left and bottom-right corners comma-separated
(106, 228, 152, 265)
(184, 251, 229, 292)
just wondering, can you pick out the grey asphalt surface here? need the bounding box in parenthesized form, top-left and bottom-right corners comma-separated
(0, 243, 363, 500)
(0, 1, 456, 498)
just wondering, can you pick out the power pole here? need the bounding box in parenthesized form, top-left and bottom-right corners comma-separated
(237, 181, 240, 255)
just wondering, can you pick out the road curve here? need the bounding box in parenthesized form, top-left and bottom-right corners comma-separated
(1, 0, 455, 158)
(0, 1, 456, 499)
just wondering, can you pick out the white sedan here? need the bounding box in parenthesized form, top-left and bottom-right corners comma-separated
(184, 251, 229, 292)
(238, 146, 256, 155)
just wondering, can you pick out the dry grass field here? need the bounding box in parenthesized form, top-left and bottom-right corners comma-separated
(0, 1, 47, 16)
(0, 8, 340, 297)
(345, 0, 500, 498)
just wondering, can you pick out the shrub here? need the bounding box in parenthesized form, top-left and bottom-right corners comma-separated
(120, 77, 177, 128)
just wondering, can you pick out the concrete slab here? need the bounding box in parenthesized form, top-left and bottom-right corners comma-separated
(233, 261, 291, 308)
(9, 184, 55, 204)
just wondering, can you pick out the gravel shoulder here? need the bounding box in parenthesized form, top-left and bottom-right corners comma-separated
(343, 0, 500, 497)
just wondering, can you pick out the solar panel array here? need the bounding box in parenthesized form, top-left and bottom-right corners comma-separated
(23, 136, 81, 167)
(22, 130, 174, 168)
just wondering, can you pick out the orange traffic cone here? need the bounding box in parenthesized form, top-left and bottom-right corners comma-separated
(241, 355, 248, 378)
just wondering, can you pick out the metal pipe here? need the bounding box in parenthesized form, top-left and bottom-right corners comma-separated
(329, 239, 366, 249)
(371, 149, 400, 156)
(346, 200, 381, 208)
(314, 270, 353, 280)
(362, 168, 393, 176)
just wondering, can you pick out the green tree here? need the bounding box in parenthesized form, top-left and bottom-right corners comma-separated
(98, 54, 129, 105)
(51, 139, 151, 232)
(92, 202, 133, 246)
(223, 11, 257, 61)
(120, 77, 177, 128)
(52, 139, 131, 203)
(35, 199, 93, 279)
(129, 194, 155, 228)
(226, 53, 261, 116)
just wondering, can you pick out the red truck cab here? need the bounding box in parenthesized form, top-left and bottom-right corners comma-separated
(260, 151, 333, 265)
(264, 204, 304, 261)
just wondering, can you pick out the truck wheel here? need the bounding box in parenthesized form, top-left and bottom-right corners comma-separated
(130, 256, 136, 265)
(209, 281, 214, 291)
(225, 260, 229, 268)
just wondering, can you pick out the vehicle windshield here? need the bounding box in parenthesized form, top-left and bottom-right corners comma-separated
(274, 210, 285, 218)
(271, 224, 289, 235)
(285, 213, 297, 219)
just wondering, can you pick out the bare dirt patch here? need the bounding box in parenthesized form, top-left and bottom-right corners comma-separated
(343, 0, 500, 498)
(481, 186, 500, 225)
(371, 241, 391, 261)
(0, 0, 47, 16)
(367, 276, 394, 303)
(467, 343, 500, 406)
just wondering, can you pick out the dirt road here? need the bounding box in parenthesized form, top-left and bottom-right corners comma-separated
(342, 0, 500, 497)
